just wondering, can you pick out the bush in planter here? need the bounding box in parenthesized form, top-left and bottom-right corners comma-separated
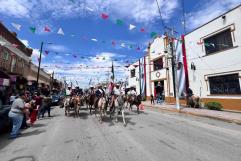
(205, 102, 223, 111)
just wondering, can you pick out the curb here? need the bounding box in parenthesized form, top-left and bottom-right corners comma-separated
(143, 104, 241, 125)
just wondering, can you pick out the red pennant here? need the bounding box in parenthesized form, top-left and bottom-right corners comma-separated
(112, 41, 116, 46)
(44, 50, 49, 55)
(44, 26, 51, 32)
(140, 28, 145, 32)
(101, 13, 109, 19)
(73, 54, 77, 58)
(136, 47, 140, 51)
(197, 41, 203, 45)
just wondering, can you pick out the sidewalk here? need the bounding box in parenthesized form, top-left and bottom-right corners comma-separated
(142, 101, 241, 125)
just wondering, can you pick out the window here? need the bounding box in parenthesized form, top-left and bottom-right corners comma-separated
(130, 69, 135, 78)
(3, 52, 9, 60)
(11, 57, 16, 72)
(153, 57, 163, 71)
(204, 29, 233, 55)
(209, 74, 241, 95)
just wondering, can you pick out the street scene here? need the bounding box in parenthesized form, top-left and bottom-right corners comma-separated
(0, 1, 241, 161)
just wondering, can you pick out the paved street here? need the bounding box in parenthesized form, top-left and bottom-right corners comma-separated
(0, 106, 241, 161)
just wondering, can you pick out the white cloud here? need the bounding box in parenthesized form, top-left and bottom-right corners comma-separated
(0, 0, 32, 18)
(46, 44, 69, 52)
(41, 51, 129, 88)
(31, 48, 45, 59)
(186, 0, 241, 29)
(0, 0, 179, 23)
(20, 39, 29, 47)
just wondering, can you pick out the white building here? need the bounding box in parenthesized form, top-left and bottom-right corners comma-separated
(127, 61, 140, 94)
(185, 5, 241, 111)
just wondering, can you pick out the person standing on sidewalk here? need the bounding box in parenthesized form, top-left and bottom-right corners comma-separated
(8, 91, 26, 139)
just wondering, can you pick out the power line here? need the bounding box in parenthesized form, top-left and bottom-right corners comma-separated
(155, 0, 165, 33)
(182, 0, 186, 34)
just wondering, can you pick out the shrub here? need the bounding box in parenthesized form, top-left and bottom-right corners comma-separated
(205, 102, 223, 111)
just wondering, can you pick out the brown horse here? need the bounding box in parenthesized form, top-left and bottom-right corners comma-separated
(64, 96, 79, 117)
(86, 93, 95, 114)
(126, 94, 142, 114)
(187, 95, 200, 108)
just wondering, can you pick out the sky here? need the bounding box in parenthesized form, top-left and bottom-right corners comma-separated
(0, 0, 240, 88)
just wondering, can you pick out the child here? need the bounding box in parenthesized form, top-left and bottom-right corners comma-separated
(29, 101, 38, 126)
(151, 94, 154, 104)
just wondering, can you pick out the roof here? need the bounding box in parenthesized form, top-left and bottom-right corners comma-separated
(186, 4, 241, 36)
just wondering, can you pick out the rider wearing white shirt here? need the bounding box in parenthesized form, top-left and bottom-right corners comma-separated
(130, 89, 137, 95)
(113, 84, 121, 96)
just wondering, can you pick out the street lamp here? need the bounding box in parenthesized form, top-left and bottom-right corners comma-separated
(36, 41, 52, 89)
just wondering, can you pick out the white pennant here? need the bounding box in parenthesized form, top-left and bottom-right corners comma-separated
(129, 24, 136, 30)
(57, 28, 64, 35)
(11, 23, 21, 31)
(91, 39, 98, 42)
(120, 43, 125, 48)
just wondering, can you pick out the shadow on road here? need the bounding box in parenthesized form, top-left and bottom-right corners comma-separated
(31, 123, 47, 128)
(21, 129, 46, 137)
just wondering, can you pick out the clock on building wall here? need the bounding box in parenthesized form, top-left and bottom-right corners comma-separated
(156, 72, 160, 78)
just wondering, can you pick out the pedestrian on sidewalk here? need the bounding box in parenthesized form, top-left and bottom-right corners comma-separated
(151, 94, 154, 104)
(8, 91, 26, 139)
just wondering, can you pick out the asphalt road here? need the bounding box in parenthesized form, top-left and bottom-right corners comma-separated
(0, 106, 241, 161)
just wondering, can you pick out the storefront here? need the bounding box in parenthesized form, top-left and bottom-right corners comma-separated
(0, 70, 11, 105)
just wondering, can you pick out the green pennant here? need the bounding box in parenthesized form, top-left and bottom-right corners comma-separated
(29, 27, 36, 33)
(150, 32, 157, 38)
(116, 19, 123, 25)
(129, 44, 133, 49)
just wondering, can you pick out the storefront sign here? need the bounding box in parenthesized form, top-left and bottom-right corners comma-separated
(0, 78, 10, 86)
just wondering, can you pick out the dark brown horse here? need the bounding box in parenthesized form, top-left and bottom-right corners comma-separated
(127, 94, 142, 114)
(86, 93, 95, 114)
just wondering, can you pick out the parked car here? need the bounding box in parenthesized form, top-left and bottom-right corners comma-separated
(0, 105, 11, 133)
(51, 94, 60, 106)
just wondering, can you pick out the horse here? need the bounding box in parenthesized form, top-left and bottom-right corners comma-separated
(127, 94, 142, 114)
(114, 94, 126, 126)
(64, 96, 79, 117)
(97, 96, 107, 123)
(86, 93, 95, 114)
(187, 95, 200, 108)
(64, 97, 71, 116)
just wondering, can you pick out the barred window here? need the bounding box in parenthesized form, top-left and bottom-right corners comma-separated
(153, 57, 163, 71)
(204, 29, 233, 55)
(130, 69, 135, 78)
(209, 74, 241, 95)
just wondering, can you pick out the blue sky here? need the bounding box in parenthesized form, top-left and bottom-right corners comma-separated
(0, 0, 240, 88)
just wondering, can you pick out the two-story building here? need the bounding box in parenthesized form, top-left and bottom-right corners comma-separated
(0, 22, 32, 104)
(185, 5, 241, 111)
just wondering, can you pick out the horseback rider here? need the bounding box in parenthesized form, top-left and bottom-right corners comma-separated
(94, 85, 105, 108)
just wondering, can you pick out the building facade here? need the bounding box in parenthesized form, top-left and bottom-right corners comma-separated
(0, 22, 51, 105)
(185, 5, 241, 111)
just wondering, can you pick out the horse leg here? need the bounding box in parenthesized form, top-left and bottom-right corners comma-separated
(122, 108, 126, 126)
(137, 104, 140, 114)
(115, 106, 118, 123)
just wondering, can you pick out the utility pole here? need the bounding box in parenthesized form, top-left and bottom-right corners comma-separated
(167, 28, 180, 110)
(36, 41, 43, 89)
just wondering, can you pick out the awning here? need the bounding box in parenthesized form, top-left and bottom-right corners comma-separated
(0, 70, 10, 86)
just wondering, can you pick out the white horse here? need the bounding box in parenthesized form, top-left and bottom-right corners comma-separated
(114, 94, 126, 126)
(97, 97, 107, 123)
(64, 97, 71, 116)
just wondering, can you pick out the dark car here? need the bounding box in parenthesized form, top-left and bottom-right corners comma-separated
(0, 105, 11, 133)
(51, 94, 60, 106)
